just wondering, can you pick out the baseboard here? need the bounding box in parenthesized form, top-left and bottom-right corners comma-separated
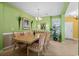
(65, 38, 74, 40)
(65, 38, 78, 41)
(73, 38, 78, 41)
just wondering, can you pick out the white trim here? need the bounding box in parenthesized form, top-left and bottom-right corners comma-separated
(3, 32, 13, 35)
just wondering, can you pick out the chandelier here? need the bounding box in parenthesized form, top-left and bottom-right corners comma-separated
(35, 8, 42, 21)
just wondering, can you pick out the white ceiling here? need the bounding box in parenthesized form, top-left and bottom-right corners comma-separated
(8, 2, 78, 17)
(8, 2, 64, 17)
(65, 2, 78, 17)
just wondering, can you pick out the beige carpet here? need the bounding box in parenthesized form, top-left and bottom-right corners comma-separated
(45, 39, 78, 56)
(0, 39, 78, 56)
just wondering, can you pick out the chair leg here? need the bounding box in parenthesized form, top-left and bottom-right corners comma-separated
(13, 44, 16, 56)
(27, 48, 29, 56)
(38, 52, 40, 56)
(13, 43, 16, 51)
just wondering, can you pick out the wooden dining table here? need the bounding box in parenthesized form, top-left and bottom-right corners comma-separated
(14, 34, 39, 44)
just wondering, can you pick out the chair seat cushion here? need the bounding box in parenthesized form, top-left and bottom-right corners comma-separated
(28, 43, 42, 52)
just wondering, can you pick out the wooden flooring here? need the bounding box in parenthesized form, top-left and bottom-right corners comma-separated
(0, 39, 78, 56)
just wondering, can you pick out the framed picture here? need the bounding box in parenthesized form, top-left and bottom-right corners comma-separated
(40, 23, 46, 30)
(22, 17, 30, 29)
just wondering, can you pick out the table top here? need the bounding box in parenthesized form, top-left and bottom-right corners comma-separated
(14, 34, 38, 44)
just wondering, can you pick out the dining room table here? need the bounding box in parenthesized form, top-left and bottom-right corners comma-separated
(13, 33, 40, 45)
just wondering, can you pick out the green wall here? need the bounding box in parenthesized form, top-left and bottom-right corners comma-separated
(36, 16, 52, 31)
(60, 14, 65, 42)
(0, 3, 4, 49)
(36, 16, 61, 31)
(0, 3, 36, 50)
(0, 2, 68, 50)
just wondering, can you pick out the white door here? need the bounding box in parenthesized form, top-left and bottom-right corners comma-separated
(65, 22, 73, 39)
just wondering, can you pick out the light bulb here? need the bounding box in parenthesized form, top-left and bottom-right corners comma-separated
(38, 17, 42, 20)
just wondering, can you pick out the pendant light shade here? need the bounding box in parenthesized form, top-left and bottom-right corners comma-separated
(35, 17, 42, 20)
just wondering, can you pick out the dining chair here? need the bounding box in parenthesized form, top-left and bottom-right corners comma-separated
(44, 32, 50, 52)
(33, 33, 40, 43)
(12, 32, 25, 50)
(27, 33, 46, 56)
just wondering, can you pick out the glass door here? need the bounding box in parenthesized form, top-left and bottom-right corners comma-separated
(52, 17, 61, 41)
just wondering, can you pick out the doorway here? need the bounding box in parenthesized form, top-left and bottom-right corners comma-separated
(52, 18, 61, 41)
(65, 22, 73, 39)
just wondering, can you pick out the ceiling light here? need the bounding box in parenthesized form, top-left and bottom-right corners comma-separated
(35, 8, 42, 21)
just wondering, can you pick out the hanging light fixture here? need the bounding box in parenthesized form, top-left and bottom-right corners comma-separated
(35, 8, 42, 21)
